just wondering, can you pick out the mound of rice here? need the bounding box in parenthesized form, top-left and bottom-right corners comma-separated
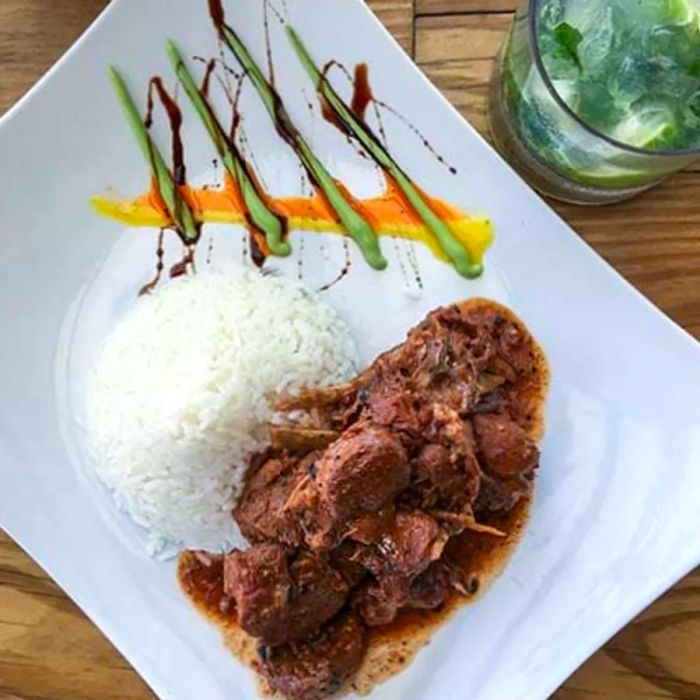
(86, 269, 358, 555)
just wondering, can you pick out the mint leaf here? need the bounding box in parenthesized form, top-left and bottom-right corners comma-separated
(553, 22, 583, 68)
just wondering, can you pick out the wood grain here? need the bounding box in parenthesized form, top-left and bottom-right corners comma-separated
(416, 0, 518, 15)
(416, 13, 509, 134)
(0, 0, 110, 111)
(1, 1, 700, 700)
(368, 0, 415, 55)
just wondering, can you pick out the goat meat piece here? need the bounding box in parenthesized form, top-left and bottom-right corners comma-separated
(329, 542, 368, 589)
(412, 441, 480, 512)
(224, 545, 292, 646)
(260, 612, 366, 700)
(235, 454, 315, 547)
(345, 507, 396, 546)
(474, 472, 532, 514)
(373, 511, 447, 576)
(473, 414, 539, 476)
(367, 390, 421, 445)
(318, 425, 409, 520)
(353, 511, 448, 626)
(353, 574, 412, 627)
(288, 424, 409, 550)
(224, 545, 348, 647)
(408, 560, 478, 610)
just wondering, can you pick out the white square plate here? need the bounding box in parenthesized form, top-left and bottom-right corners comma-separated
(1, 1, 699, 699)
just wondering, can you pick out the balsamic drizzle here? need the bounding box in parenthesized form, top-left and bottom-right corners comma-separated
(139, 228, 167, 296)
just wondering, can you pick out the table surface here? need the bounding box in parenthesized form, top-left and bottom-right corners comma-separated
(1, 1, 699, 699)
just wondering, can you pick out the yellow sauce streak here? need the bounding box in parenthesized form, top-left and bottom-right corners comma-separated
(92, 174, 494, 266)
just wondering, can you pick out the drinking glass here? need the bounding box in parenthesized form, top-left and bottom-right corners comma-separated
(489, 0, 700, 205)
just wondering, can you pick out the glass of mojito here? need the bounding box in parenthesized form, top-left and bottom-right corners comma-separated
(490, 0, 700, 204)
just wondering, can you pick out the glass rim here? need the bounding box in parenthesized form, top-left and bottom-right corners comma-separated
(527, 0, 700, 158)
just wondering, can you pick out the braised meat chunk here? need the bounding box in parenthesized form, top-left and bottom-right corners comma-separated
(224, 545, 348, 647)
(288, 424, 410, 550)
(353, 511, 448, 626)
(260, 612, 367, 700)
(235, 454, 315, 548)
(473, 413, 539, 477)
(408, 559, 479, 610)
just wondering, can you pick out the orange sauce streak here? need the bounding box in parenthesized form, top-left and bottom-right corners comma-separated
(92, 173, 494, 266)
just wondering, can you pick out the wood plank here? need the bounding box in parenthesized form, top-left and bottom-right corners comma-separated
(416, 13, 510, 136)
(557, 572, 700, 699)
(367, 0, 414, 55)
(0, 0, 109, 112)
(416, 0, 518, 15)
(0, 532, 155, 700)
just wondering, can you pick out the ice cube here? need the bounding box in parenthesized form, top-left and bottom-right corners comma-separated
(607, 56, 650, 108)
(539, 0, 565, 31)
(611, 97, 679, 149)
(577, 77, 625, 131)
(649, 22, 700, 69)
(578, 6, 615, 72)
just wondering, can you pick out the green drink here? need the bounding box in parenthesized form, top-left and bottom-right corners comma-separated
(490, 0, 700, 204)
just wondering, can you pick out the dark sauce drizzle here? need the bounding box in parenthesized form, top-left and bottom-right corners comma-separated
(317, 62, 435, 291)
(230, 69, 248, 141)
(392, 238, 410, 290)
(206, 234, 215, 265)
(316, 61, 457, 176)
(321, 62, 371, 160)
(350, 63, 373, 122)
(170, 244, 196, 278)
(141, 77, 201, 292)
(200, 57, 217, 97)
(373, 97, 457, 175)
(297, 235, 305, 280)
(318, 237, 352, 292)
(405, 240, 424, 290)
(262, 0, 284, 88)
(139, 228, 167, 296)
(193, 49, 287, 271)
(145, 77, 187, 185)
(210, 0, 322, 195)
(247, 224, 268, 269)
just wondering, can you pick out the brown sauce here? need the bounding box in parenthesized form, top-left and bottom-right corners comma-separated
(405, 243, 424, 290)
(177, 497, 531, 698)
(263, 0, 282, 88)
(315, 60, 457, 176)
(371, 98, 458, 175)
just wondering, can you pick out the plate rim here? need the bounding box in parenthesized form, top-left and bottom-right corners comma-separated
(1, 1, 700, 699)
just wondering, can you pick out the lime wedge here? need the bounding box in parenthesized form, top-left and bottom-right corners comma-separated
(667, 0, 700, 26)
(568, 166, 655, 189)
(610, 106, 679, 150)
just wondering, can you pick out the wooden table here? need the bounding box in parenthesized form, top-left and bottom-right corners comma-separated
(1, 1, 699, 698)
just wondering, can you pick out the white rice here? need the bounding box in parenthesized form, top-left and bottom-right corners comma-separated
(85, 269, 358, 556)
